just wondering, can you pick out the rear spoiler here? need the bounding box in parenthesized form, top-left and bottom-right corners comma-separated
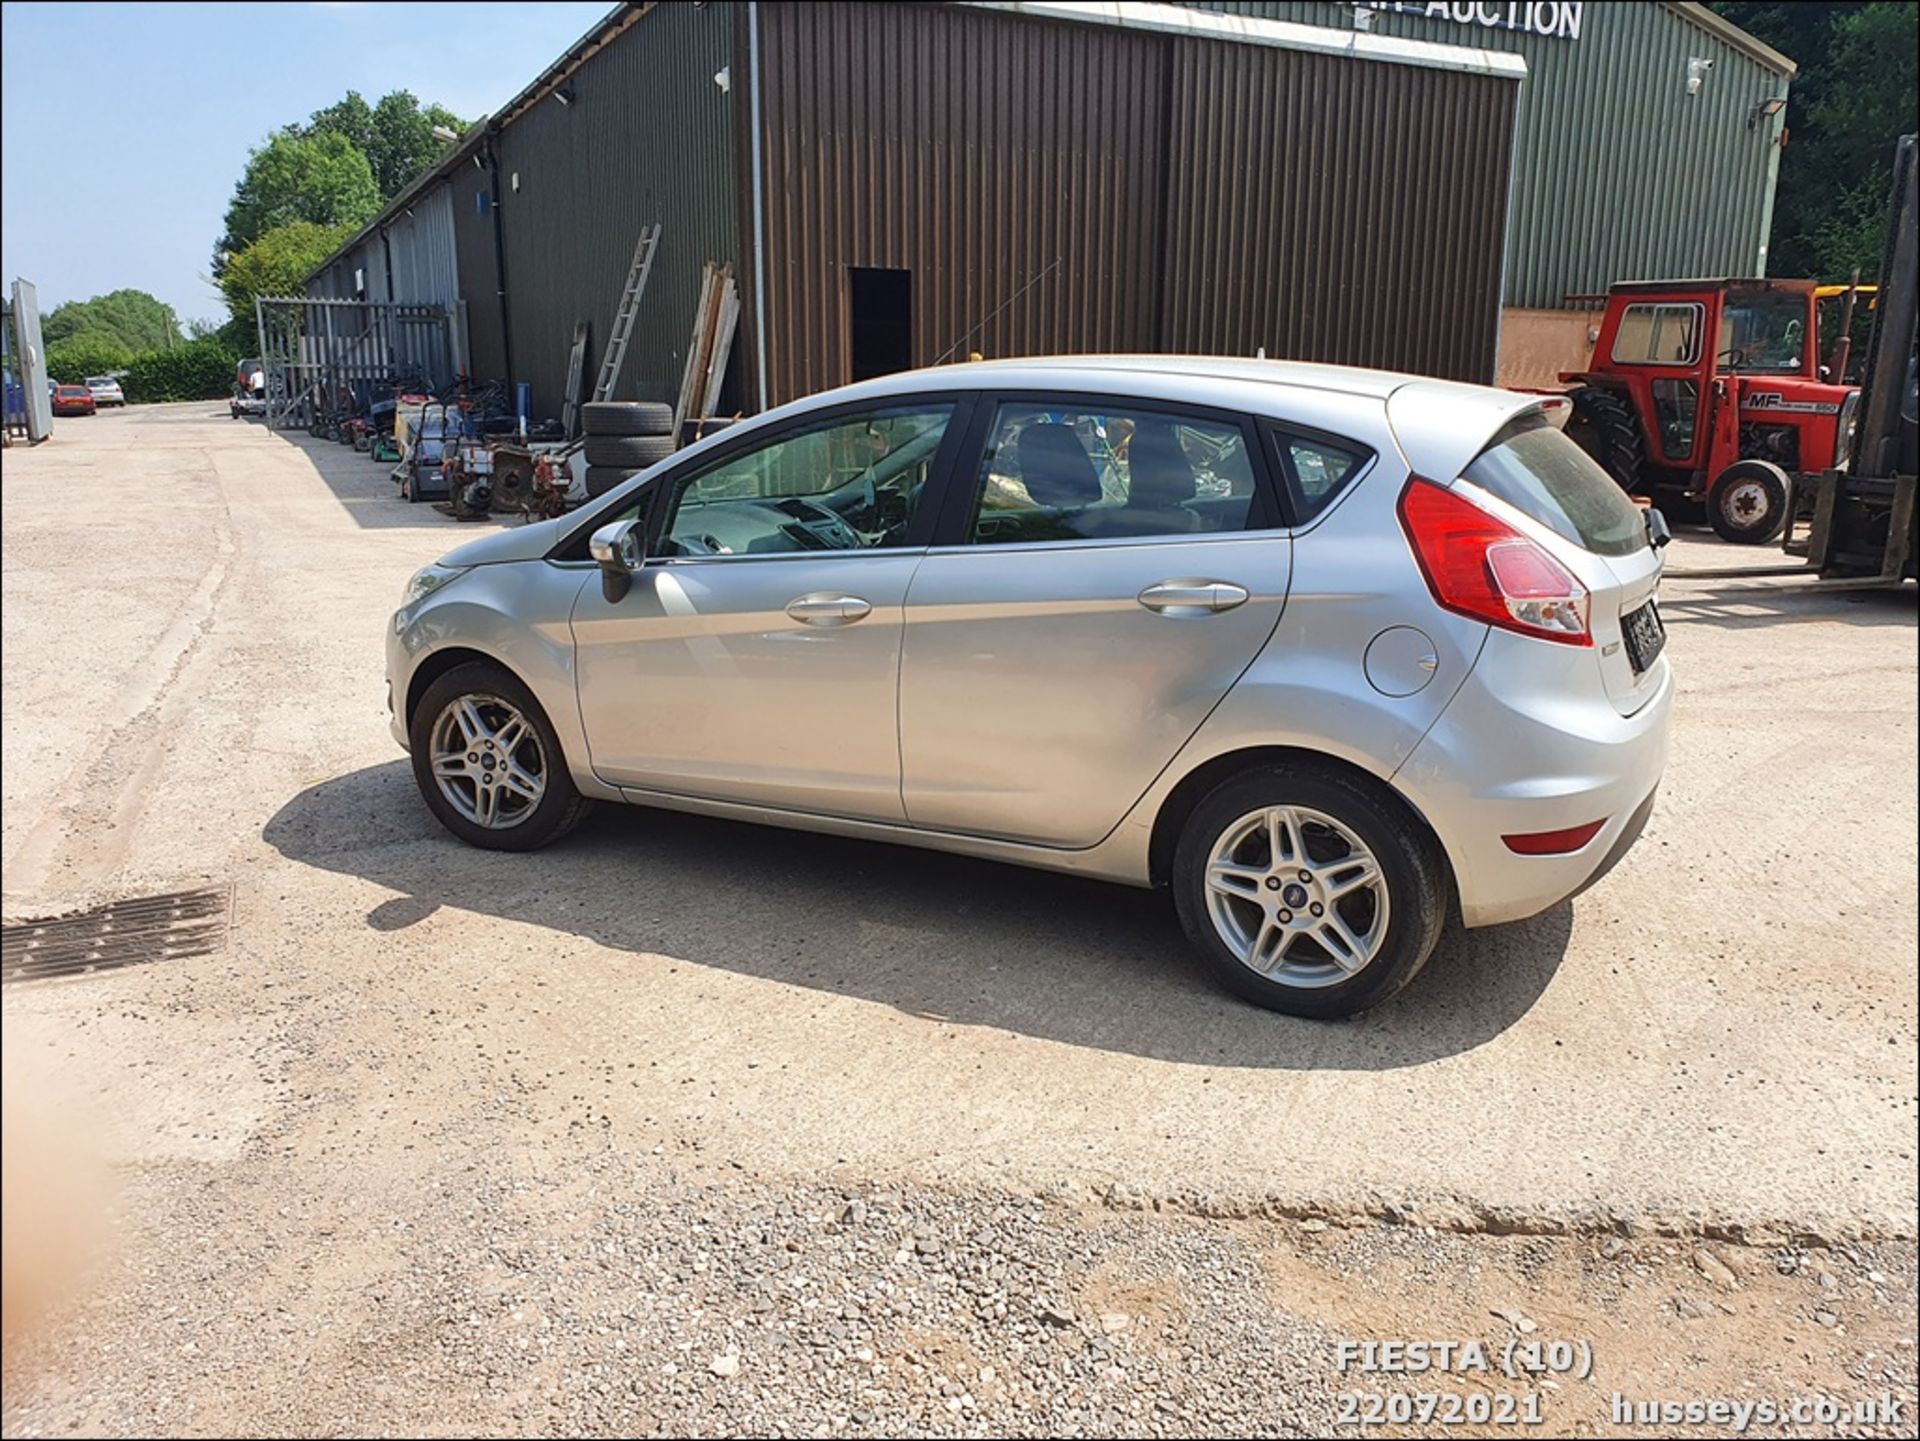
(1383, 381, 1568, 484)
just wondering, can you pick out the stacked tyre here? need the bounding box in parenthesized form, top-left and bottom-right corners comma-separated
(582, 401, 676, 498)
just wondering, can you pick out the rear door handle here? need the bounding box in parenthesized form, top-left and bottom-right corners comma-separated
(785, 593, 873, 626)
(1137, 580, 1250, 616)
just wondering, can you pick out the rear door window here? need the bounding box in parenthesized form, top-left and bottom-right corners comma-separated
(1463, 415, 1648, 557)
(962, 403, 1266, 544)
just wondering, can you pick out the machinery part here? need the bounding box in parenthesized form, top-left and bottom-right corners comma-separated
(1707, 459, 1790, 545)
(584, 464, 640, 499)
(490, 451, 537, 513)
(529, 453, 575, 520)
(583, 433, 675, 469)
(1738, 422, 1801, 471)
(581, 400, 675, 438)
(1564, 386, 1645, 491)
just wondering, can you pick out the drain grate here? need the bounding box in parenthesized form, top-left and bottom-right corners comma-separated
(2, 886, 230, 984)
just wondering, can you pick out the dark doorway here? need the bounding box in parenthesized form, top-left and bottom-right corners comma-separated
(849, 268, 913, 381)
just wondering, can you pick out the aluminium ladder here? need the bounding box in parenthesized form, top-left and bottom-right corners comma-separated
(592, 224, 662, 403)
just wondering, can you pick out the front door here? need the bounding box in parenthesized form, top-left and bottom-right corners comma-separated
(899, 397, 1292, 848)
(571, 400, 962, 821)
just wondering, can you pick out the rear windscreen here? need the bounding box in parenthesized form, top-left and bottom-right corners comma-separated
(1463, 414, 1647, 557)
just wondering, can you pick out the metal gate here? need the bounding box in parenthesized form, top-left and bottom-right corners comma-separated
(7, 279, 53, 442)
(254, 295, 455, 429)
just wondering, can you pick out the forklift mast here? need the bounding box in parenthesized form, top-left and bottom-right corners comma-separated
(1808, 133, 1918, 581)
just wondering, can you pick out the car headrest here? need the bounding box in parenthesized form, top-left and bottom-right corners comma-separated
(1016, 423, 1102, 508)
(1127, 420, 1197, 509)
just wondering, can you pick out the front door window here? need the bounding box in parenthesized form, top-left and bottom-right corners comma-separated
(661, 406, 952, 557)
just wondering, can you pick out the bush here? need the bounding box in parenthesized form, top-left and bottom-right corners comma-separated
(121, 338, 243, 403)
(46, 332, 133, 385)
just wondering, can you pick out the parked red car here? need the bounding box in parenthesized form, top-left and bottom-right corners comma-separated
(52, 384, 97, 417)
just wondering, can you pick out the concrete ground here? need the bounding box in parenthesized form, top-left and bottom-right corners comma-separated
(2, 403, 1916, 1435)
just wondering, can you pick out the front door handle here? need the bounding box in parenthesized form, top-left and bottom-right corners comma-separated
(1137, 580, 1250, 616)
(785, 593, 873, 626)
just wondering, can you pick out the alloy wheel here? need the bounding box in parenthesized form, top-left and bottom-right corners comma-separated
(428, 693, 547, 829)
(1202, 805, 1391, 988)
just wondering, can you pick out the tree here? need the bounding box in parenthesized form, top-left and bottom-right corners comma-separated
(42, 289, 181, 352)
(217, 221, 354, 325)
(1709, 2, 1918, 280)
(307, 89, 468, 200)
(45, 332, 133, 385)
(214, 131, 380, 273)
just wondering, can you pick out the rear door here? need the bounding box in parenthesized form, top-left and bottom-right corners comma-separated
(898, 394, 1291, 847)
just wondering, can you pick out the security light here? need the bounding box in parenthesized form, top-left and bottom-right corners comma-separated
(1748, 95, 1787, 129)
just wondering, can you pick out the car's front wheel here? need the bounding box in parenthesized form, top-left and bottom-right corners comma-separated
(1171, 763, 1448, 1018)
(409, 661, 592, 851)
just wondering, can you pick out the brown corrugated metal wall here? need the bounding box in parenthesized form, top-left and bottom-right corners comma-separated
(1162, 41, 1514, 380)
(756, 2, 1167, 403)
(755, 2, 1516, 403)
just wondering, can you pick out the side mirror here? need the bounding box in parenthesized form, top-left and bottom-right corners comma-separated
(589, 519, 645, 602)
(1645, 507, 1672, 550)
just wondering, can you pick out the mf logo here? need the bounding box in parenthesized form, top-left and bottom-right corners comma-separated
(1743, 392, 1841, 415)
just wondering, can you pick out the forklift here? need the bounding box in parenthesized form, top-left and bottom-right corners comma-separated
(1664, 134, 1917, 588)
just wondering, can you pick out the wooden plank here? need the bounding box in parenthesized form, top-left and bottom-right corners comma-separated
(699, 276, 741, 420)
(559, 321, 589, 437)
(672, 262, 721, 437)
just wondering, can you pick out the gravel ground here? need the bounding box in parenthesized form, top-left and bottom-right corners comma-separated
(4, 1142, 1914, 1437)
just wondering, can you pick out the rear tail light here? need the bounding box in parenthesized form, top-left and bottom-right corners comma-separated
(1397, 479, 1592, 646)
(1503, 819, 1607, 855)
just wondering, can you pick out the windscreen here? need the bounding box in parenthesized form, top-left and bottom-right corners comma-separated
(1463, 414, 1648, 558)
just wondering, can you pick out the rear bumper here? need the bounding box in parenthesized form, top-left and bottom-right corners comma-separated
(1395, 635, 1673, 928)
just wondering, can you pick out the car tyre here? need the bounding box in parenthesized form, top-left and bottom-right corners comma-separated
(1171, 763, 1449, 1019)
(584, 464, 640, 498)
(583, 433, 676, 469)
(409, 661, 592, 852)
(581, 400, 675, 437)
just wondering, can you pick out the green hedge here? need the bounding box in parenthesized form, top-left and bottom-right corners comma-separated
(45, 333, 133, 385)
(120, 338, 242, 403)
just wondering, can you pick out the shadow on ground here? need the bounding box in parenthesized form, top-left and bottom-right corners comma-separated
(1660, 577, 1917, 632)
(265, 761, 1574, 1069)
(268, 422, 508, 534)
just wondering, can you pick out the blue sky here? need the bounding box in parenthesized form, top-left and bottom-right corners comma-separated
(1, 0, 613, 326)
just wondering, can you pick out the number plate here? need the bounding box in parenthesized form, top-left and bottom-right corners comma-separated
(1622, 598, 1666, 674)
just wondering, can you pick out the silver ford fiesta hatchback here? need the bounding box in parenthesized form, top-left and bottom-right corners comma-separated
(388, 358, 1671, 1018)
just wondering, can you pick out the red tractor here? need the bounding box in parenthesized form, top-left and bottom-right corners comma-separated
(1559, 278, 1861, 544)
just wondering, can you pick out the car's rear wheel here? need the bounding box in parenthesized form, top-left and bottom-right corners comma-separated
(1171, 764, 1448, 1018)
(409, 661, 591, 851)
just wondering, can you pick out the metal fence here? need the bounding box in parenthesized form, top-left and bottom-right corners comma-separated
(253, 295, 455, 428)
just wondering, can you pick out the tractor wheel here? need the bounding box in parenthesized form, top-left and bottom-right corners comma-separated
(1707, 460, 1790, 546)
(1564, 387, 1645, 493)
